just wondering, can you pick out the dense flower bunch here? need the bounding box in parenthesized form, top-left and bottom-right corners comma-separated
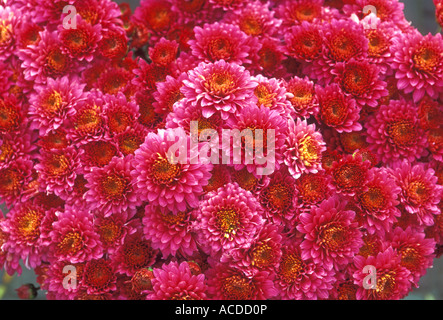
(0, 0, 442, 300)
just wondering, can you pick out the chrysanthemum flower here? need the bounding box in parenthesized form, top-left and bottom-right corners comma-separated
(38, 129, 70, 151)
(48, 206, 103, 263)
(193, 182, 264, 254)
(82, 258, 117, 295)
(0, 156, 34, 207)
(0, 94, 23, 134)
(189, 22, 255, 65)
(98, 67, 133, 95)
(251, 74, 292, 115)
(391, 32, 443, 102)
(94, 210, 135, 255)
(58, 15, 102, 62)
(206, 262, 277, 300)
(417, 96, 443, 130)
(153, 73, 186, 115)
(223, 1, 281, 38)
(131, 128, 213, 213)
(365, 99, 428, 165)
(330, 153, 371, 196)
(258, 168, 297, 223)
(208, 0, 247, 11)
(224, 104, 288, 176)
(388, 227, 436, 286)
(295, 172, 331, 209)
(389, 160, 443, 226)
(307, 19, 368, 85)
(427, 127, 443, 162)
(254, 36, 286, 77)
(132, 0, 176, 34)
(74, 0, 123, 29)
(84, 155, 140, 216)
(110, 232, 158, 277)
(316, 83, 362, 133)
(332, 58, 388, 108)
(45, 259, 86, 300)
(353, 247, 412, 300)
(147, 261, 207, 300)
(356, 167, 401, 234)
(170, 0, 213, 25)
(142, 204, 198, 258)
(132, 59, 168, 91)
(29, 76, 86, 135)
(284, 76, 318, 118)
(276, 0, 324, 30)
(284, 21, 323, 62)
(35, 146, 81, 196)
(79, 139, 119, 170)
(0, 5, 18, 60)
(18, 30, 74, 84)
(274, 242, 336, 300)
(229, 166, 267, 194)
(282, 117, 326, 179)
(148, 38, 179, 67)
(102, 92, 138, 136)
(297, 195, 363, 271)
(181, 60, 257, 120)
(220, 223, 283, 273)
(0, 201, 54, 272)
(436, 0, 443, 28)
(115, 123, 149, 156)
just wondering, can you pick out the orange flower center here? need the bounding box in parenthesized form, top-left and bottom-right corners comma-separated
(45, 47, 69, 75)
(57, 231, 84, 255)
(263, 182, 293, 212)
(0, 99, 20, 132)
(17, 208, 43, 241)
(97, 220, 122, 245)
(299, 135, 321, 165)
(341, 64, 372, 96)
(375, 271, 396, 299)
(151, 157, 181, 185)
(329, 31, 360, 62)
(43, 91, 64, 114)
(118, 133, 144, 156)
(74, 106, 102, 134)
(208, 38, 233, 62)
(254, 83, 276, 108)
(231, 168, 258, 191)
(46, 153, 69, 176)
(251, 242, 275, 268)
(406, 180, 430, 205)
(101, 174, 128, 199)
(359, 186, 386, 212)
(320, 97, 348, 127)
(239, 16, 263, 36)
(319, 223, 348, 251)
(222, 275, 254, 300)
(83, 141, 117, 167)
(399, 246, 421, 273)
(216, 207, 239, 238)
(278, 251, 303, 283)
(333, 163, 364, 190)
(387, 119, 417, 148)
(413, 46, 441, 73)
(205, 70, 236, 95)
(367, 29, 389, 58)
(107, 110, 131, 134)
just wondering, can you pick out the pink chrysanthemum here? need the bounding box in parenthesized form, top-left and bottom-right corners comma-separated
(0, 5, 18, 60)
(84, 155, 140, 216)
(142, 204, 198, 258)
(297, 195, 363, 271)
(152, 73, 186, 115)
(365, 99, 428, 165)
(206, 262, 277, 300)
(78, 138, 119, 171)
(115, 123, 150, 157)
(35, 146, 81, 196)
(220, 223, 283, 274)
(356, 167, 401, 234)
(0, 201, 54, 273)
(147, 261, 207, 300)
(58, 15, 102, 62)
(29, 76, 86, 135)
(389, 160, 443, 226)
(224, 104, 288, 176)
(74, 0, 123, 30)
(131, 128, 213, 213)
(18, 30, 75, 85)
(353, 247, 412, 300)
(274, 242, 336, 300)
(189, 22, 254, 65)
(110, 231, 158, 277)
(391, 32, 443, 102)
(388, 226, 436, 286)
(251, 74, 293, 115)
(316, 83, 362, 133)
(284, 76, 319, 118)
(223, 1, 281, 38)
(48, 206, 103, 263)
(208, 0, 247, 12)
(132, 0, 176, 35)
(94, 210, 135, 255)
(426, 127, 443, 162)
(294, 172, 331, 209)
(193, 182, 264, 254)
(132, 59, 169, 91)
(45, 259, 85, 300)
(307, 19, 368, 85)
(282, 117, 326, 179)
(181, 60, 257, 120)
(332, 58, 388, 108)
(102, 92, 139, 137)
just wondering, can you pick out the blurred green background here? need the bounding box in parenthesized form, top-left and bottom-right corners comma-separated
(0, 0, 441, 300)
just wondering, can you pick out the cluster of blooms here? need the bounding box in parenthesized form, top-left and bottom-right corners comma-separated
(0, 0, 442, 300)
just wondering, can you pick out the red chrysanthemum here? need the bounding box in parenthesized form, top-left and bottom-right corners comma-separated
(148, 38, 179, 67)
(82, 258, 117, 295)
(284, 21, 323, 62)
(330, 153, 371, 196)
(0, 156, 34, 207)
(284, 76, 319, 118)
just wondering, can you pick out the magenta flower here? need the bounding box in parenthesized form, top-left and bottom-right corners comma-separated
(181, 60, 257, 120)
